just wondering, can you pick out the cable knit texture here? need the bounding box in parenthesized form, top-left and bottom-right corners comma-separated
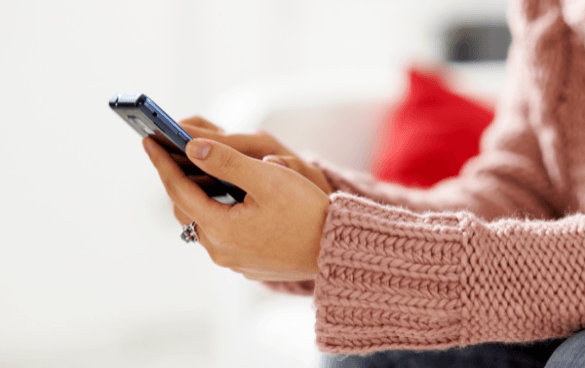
(307, 0, 585, 353)
(315, 194, 585, 353)
(267, 0, 585, 354)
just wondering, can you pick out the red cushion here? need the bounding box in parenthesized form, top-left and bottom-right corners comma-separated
(370, 68, 495, 187)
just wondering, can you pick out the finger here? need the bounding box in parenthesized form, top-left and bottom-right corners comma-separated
(185, 138, 270, 200)
(264, 155, 334, 195)
(169, 152, 195, 167)
(180, 221, 224, 267)
(173, 203, 192, 225)
(143, 137, 227, 226)
(191, 226, 236, 269)
(262, 154, 310, 182)
(181, 126, 293, 159)
(262, 155, 304, 171)
(223, 132, 295, 158)
(179, 116, 223, 133)
(169, 153, 208, 178)
(150, 134, 184, 154)
(185, 174, 216, 187)
(187, 222, 208, 249)
(262, 155, 287, 167)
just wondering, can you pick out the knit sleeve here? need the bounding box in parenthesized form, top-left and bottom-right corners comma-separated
(315, 192, 585, 353)
(261, 2, 571, 298)
(308, 1, 573, 223)
(310, 92, 565, 221)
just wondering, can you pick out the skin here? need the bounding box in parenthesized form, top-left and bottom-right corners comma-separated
(143, 116, 333, 281)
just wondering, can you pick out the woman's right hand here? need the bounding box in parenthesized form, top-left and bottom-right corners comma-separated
(169, 115, 333, 233)
(176, 116, 334, 196)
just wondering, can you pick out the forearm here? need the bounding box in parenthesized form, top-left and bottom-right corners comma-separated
(314, 193, 585, 353)
(309, 32, 565, 223)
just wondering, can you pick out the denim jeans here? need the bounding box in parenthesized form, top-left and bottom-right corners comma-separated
(319, 334, 583, 368)
(544, 329, 585, 368)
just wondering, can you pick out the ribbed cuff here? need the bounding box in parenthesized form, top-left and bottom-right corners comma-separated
(314, 192, 470, 353)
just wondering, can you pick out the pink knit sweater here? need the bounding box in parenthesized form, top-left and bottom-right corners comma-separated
(267, 0, 585, 354)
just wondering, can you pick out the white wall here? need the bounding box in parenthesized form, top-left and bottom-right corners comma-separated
(0, 0, 507, 367)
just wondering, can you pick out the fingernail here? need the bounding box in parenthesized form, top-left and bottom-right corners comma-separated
(263, 156, 287, 167)
(188, 139, 211, 160)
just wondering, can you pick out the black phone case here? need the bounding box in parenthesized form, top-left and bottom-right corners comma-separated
(109, 93, 246, 204)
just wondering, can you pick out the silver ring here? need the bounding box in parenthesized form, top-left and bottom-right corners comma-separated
(180, 221, 199, 243)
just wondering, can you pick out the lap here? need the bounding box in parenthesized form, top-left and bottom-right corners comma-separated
(321, 338, 567, 368)
(545, 329, 585, 368)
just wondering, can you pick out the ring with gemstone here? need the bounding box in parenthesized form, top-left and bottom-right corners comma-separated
(180, 221, 198, 243)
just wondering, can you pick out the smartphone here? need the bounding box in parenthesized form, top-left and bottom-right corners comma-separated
(109, 93, 246, 205)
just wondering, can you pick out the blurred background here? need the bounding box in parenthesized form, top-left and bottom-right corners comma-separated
(0, 0, 509, 367)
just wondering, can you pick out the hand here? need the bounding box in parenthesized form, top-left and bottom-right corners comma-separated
(177, 116, 334, 195)
(143, 136, 331, 281)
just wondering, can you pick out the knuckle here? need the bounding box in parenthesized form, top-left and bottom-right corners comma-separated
(308, 164, 322, 176)
(264, 155, 285, 167)
(285, 156, 301, 171)
(216, 149, 237, 175)
(265, 171, 285, 193)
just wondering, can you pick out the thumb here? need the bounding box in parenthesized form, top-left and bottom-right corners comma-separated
(263, 155, 306, 174)
(186, 138, 266, 199)
(262, 155, 287, 167)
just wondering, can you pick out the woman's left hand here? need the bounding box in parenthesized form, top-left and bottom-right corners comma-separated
(143, 136, 330, 281)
